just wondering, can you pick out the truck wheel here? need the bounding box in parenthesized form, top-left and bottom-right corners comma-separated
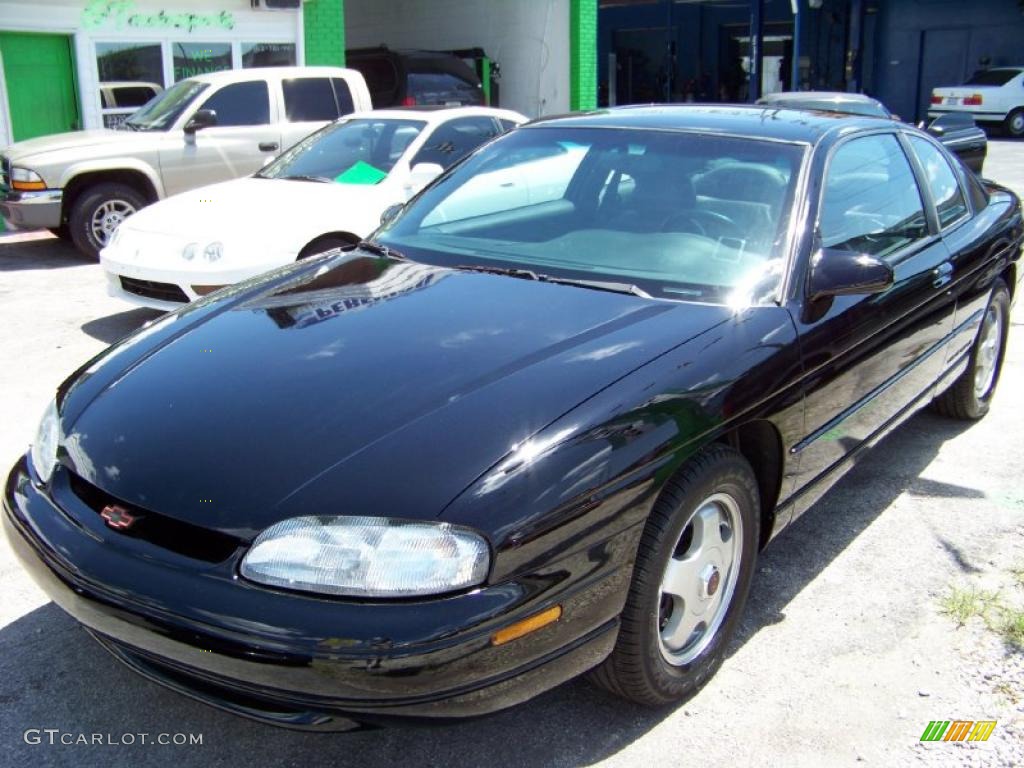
(69, 182, 146, 259)
(1004, 108, 1024, 138)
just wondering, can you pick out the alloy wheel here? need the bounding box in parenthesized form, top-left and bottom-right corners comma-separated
(91, 199, 136, 247)
(658, 492, 743, 666)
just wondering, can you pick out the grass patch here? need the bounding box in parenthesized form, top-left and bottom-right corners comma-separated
(999, 608, 1024, 650)
(941, 587, 1000, 626)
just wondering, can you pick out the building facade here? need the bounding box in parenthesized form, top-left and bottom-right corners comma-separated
(0, 0, 598, 147)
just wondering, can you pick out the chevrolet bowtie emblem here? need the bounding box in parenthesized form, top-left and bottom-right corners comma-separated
(100, 504, 137, 530)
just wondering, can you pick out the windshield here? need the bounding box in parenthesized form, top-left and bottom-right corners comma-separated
(124, 79, 208, 131)
(376, 126, 805, 303)
(259, 118, 427, 183)
(965, 68, 1021, 86)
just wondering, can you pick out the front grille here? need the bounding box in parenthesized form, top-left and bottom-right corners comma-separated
(67, 471, 242, 563)
(119, 276, 189, 303)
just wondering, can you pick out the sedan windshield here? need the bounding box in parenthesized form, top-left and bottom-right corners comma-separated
(376, 126, 805, 303)
(259, 118, 427, 184)
(124, 79, 208, 131)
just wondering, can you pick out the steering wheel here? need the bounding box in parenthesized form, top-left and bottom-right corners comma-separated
(662, 209, 743, 240)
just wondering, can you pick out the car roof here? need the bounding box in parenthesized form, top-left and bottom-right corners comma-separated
(756, 91, 890, 117)
(525, 104, 893, 145)
(349, 106, 527, 124)
(187, 66, 358, 85)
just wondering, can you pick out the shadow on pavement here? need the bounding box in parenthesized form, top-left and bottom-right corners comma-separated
(0, 236, 87, 270)
(81, 308, 163, 344)
(0, 411, 977, 768)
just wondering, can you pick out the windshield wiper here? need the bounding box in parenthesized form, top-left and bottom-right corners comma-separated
(541, 276, 651, 297)
(451, 264, 649, 297)
(280, 174, 333, 183)
(358, 241, 407, 261)
(452, 264, 541, 280)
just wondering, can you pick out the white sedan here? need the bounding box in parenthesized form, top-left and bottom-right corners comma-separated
(929, 67, 1024, 136)
(101, 106, 526, 310)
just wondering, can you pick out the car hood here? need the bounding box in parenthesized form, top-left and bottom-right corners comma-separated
(58, 253, 731, 540)
(3, 129, 143, 162)
(123, 177, 398, 243)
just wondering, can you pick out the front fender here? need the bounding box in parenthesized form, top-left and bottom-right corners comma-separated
(59, 158, 164, 198)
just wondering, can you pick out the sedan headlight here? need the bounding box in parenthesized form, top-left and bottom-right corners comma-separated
(240, 516, 490, 597)
(29, 400, 59, 483)
(203, 241, 223, 262)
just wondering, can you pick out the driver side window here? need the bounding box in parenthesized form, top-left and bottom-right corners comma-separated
(819, 134, 927, 261)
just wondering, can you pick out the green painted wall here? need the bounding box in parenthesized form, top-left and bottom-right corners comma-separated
(304, 0, 346, 67)
(570, 0, 597, 112)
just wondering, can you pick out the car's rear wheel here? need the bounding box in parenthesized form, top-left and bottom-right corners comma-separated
(590, 444, 759, 706)
(69, 182, 146, 259)
(932, 280, 1010, 420)
(1005, 108, 1024, 138)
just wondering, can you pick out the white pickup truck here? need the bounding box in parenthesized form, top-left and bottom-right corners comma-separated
(0, 66, 372, 257)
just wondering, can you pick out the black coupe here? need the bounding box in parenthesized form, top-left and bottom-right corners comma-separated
(5, 105, 1020, 730)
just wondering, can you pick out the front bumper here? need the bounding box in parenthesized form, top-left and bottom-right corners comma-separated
(0, 189, 62, 229)
(3, 458, 627, 730)
(101, 247, 288, 310)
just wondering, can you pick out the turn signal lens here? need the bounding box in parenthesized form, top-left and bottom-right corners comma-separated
(491, 605, 562, 646)
(191, 284, 226, 296)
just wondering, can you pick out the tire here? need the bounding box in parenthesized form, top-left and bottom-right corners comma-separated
(69, 182, 147, 259)
(1005, 108, 1024, 138)
(932, 280, 1010, 420)
(590, 444, 760, 706)
(297, 234, 357, 259)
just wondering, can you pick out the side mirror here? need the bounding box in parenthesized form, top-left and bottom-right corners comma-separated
(184, 109, 217, 135)
(808, 247, 894, 301)
(408, 162, 444, 190)
(380, 202, 404, 226)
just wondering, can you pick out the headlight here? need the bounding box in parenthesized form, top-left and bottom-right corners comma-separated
(182, 242, 198, 261)
(240, 516, 490, 597)
(29, 400, 59, 483)
(11, 167, 45, 191)
(203, 241, 223, 262)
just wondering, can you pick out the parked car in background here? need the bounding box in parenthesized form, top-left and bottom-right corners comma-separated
(0, 67, 372, 258)
(101, 106, 526, 309)
(99, 81, 163, 129)
(929, 67, 1024, 137)
(6, 105, 1020, 730)
(347, 47, 485, 107)
(758, 91, 988, 173)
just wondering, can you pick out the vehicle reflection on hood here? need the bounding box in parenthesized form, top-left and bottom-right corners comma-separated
(241, 255, 449, 330)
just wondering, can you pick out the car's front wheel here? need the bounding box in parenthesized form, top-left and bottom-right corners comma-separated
(69, 182, 146, 259)
(932, 279, 1010, 420)
(1005, 108, 1024, 138)
(590, 444, 759, 706)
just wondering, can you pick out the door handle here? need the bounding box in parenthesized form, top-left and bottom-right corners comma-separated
(932, 262, 954, 288)
(259, 142, 279, 152)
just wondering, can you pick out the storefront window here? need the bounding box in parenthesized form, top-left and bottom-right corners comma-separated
(172, 42, 231, 81)
(96, 42, 165, 128)
(242, 43, 296, 68)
